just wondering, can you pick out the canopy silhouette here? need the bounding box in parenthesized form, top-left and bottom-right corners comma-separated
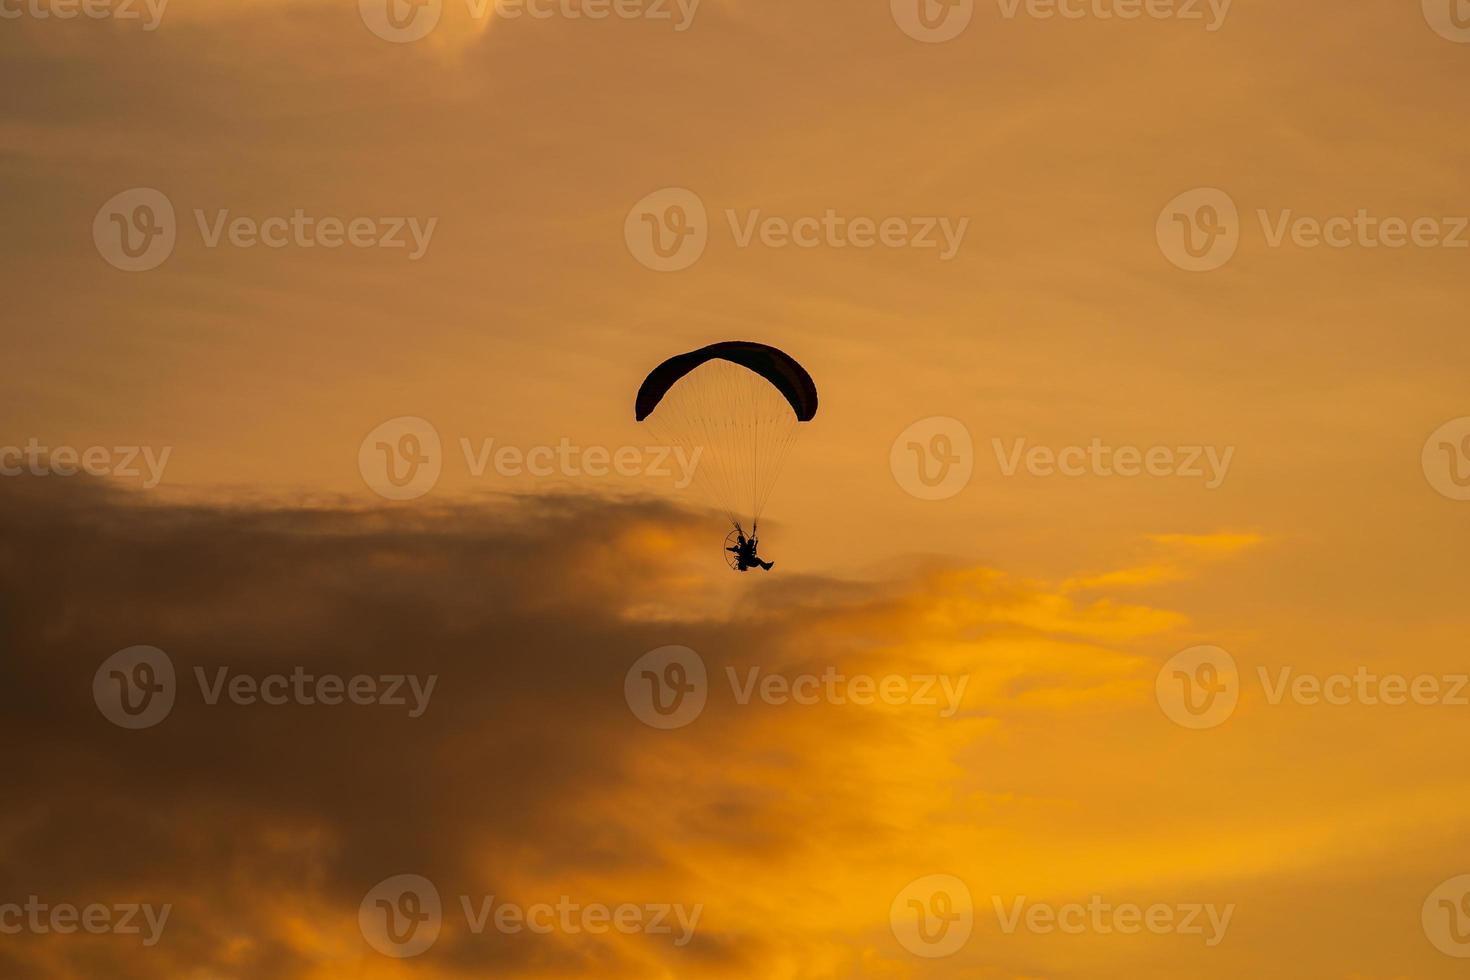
(635, 341, 818, 422)
(635, 341, 817, 535)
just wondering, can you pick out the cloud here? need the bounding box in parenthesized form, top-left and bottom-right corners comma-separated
(1062, 531, 1266, 593)
(1, 476, 1457, 978)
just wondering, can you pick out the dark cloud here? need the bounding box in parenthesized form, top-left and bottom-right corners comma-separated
(0, 475, 848, 977)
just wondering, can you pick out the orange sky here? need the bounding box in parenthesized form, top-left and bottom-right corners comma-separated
(5, 0, 1470, 976)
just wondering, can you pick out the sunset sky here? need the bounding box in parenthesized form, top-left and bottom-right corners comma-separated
(5, 0, 1470, 976)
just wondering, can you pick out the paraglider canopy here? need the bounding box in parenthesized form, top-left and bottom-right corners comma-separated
(635, 341, 818, 423)
(635, 341, 817, 532)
